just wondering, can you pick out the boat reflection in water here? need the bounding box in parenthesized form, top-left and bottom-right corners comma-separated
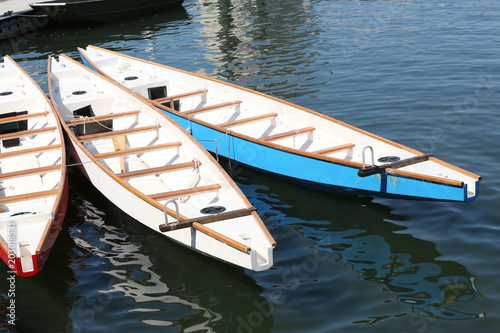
(234, 164, 484, 322)
(66, 172, 273, 332)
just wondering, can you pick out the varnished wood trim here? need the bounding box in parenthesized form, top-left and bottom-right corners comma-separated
(118, 161, 201, 178)
(159, 207, 257, 232)
(153, 90, 207, 103)
(261, 126, 315, 142)
(0, 189, 59, 204)
(66, 110, 140, 125)
(0, 164, 62, 179)
(78, 125, 159, 141)
(150, 184, 221, 200)
(0, 111, 48, 124)
(192, 222, 251, 253)
(95, 141, 181, 159)
(253, 211, 276, 247)
(386, 168, 465, 187)
(0, 144, 62, 158)
(183, 101, 242, 116)
(313, 143, 355, 155)
(0, 126, 57, 140)
(219, 112, 278, 128)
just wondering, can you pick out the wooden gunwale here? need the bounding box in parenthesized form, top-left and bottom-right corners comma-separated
(0, 164, 62, 179)
(94, 141, 181, 159)
(153, 89, 206, 103)
(0, 126, 57, 141)
(0, 189, 59, 204)
(66, 110, 140, 125)
(219, 112, 278, 128)
(149, 184, 221, 200)
(386, 168, 465, 187)
(118, 161, 201, 178)
(0, 144, 62, 158)
(77, 125, 159, 141)
(183, 100, 242, 116)
(0, 111, 47, 124)
(192, 222, 250, 253)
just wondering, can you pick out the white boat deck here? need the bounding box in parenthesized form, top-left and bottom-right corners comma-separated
(0, 0, 34, 15)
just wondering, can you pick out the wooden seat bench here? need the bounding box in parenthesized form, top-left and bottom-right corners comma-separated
(0, 126, 57, 141)
(183, 101, 242, 116)
(78, 125, 160, 141)
(0, 189, 59, 204)
(118, 161, 202, 179)
(261, 127, 315, 142)
(0, 112, 48, 125)
(219, 112, 278, 128)
(0, 144, 62, 159)
(153, 90, 207, 104)
(149, 184, 221, 201)
(313, 143, 355, 155)
(66, 110, 140, 125)
(0, 164, 62, 180)
(95, 141, 182, 159)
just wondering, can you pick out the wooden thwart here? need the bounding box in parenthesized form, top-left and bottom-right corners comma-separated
(358, 153, 433, 177)
(0, 111, 47, 124)
(0, 126, 57, 141)
(261, 127, 315, 142)
(183, 101, 242, 116)
(313, 143, 355, 155)
(0, 144, 62, 158)
(78, 125, 159, 141)
(153, 90, 207, 104)
(219, 112, 278, 128)
(0, 164, 62, 180)
(118, 161, 201, 178)
(149, 184, 221, 200)
(95, 141, 181, 159)
(159, 206, 257, 232)
(0, 189, 59, 204)
(66, 110, 140, 125)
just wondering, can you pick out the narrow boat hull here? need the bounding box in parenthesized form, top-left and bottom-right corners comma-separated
(79, 46, 481, 203)
(49, 55, 274, 271)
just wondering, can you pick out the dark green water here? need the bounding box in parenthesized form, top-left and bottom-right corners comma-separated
(1, 0, 500, 332)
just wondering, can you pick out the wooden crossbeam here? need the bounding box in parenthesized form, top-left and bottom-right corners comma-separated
(0, 112, 47, 124)
(66, 110, 140, 125)
(0, 126, 57, 141)
(95, 142, 181, 159)
(0, 164, 62, 180)
(183, 101, 242, 116)
(78, 125, 159, 141)
(0, 189, 59, 204)
(0, 144, 62, 159)
(159, 206, 257, 232)
(261, 127, 315, 142)
(219, 112, 278, 128)
(358, 153, 433, 177)
(118, 161, 201, 179)
(153, 90, 207, 104)
(313, 143, 355, 155)
(149, 184, 221, 201)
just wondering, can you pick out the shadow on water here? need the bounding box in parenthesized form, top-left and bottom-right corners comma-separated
(221, 160, 484, 322)
(1, 167, 272, 333)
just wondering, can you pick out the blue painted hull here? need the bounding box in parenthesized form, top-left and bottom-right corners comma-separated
(81, 56, 479, 202)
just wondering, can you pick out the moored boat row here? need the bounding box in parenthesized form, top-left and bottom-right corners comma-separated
(0, 47, 482, 277)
